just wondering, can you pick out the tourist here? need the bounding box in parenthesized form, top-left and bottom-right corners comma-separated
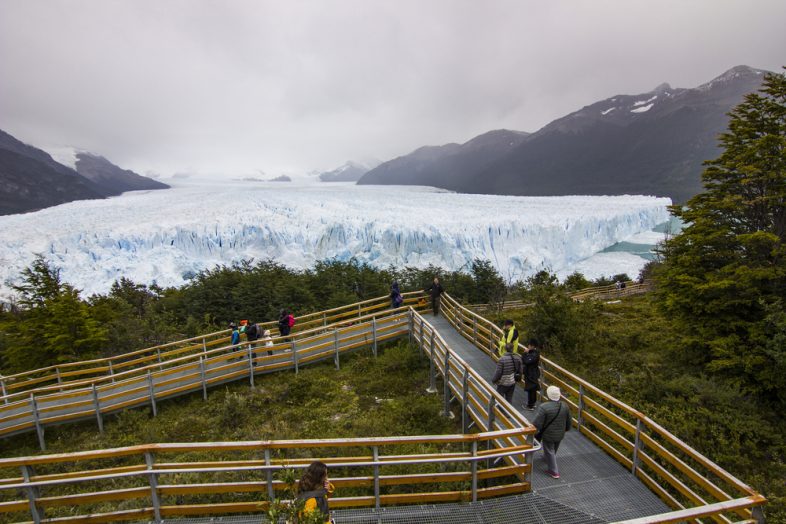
(278, 309, 295, 340)
(262, 329, 274, 356)
(497, 319, 519, 356)
(492, 342, 522, 403)
(521, 338, 541, 410)
(425, 276, 444, 316)
(230, 322, 240, 348)
(390, 281, 403, 309)
(533, 385, 572, 479)
(297, 461, 335, 524)
(245, 319, 259, 350)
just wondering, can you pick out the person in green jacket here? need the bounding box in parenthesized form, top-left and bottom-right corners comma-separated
(497, 319, 519, 356)
(533, 385, 572, 479)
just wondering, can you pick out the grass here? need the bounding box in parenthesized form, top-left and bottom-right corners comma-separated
(0, 342, 472, 521)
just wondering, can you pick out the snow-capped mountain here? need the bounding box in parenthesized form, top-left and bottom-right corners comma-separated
(359, 65, 770, 203)
(0, 180, 670, 300)
(0, 131, 168, 215)
(319, 159, 381, 182)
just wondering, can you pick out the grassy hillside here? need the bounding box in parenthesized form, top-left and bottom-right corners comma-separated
(0, 343, 469, 520)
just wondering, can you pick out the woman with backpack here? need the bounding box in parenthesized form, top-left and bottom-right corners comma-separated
(278, 309, 295, 340)
(296, 461, 335, 523)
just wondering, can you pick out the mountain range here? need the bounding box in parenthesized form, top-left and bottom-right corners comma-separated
(319, 159, 382, 182)
(0, 130, 168, 216)
(358, 65, 770, 203)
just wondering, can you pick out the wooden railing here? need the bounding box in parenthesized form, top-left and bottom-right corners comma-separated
(570, 281, 651, 302)
(0, 308, 536, 524)
(0, 292, 426, 403)
(438, 293, 766, 524)
(0, 303, 431, 448)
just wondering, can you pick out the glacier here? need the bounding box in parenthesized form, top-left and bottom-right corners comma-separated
(0, 180, 671, 300)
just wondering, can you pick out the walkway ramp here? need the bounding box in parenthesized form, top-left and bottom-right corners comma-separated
(427, 314, 668, 522)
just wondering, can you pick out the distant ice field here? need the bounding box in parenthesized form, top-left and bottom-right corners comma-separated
(0, 180, 671, 299)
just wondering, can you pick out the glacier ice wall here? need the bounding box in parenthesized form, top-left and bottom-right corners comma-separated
(0, 180, 671, 299)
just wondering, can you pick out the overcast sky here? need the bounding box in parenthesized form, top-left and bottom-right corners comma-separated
(1, 0, 784, 177)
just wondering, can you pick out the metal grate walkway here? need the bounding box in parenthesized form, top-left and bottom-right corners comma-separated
(135, 493, 606, 524)
(426, 314, 669, 522)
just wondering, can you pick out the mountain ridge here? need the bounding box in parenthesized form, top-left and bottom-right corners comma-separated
(358, 65, 770, 202)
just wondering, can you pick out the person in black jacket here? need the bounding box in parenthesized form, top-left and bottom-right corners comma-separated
(521, 338, 541, 410)
(425, 277, 444, 316)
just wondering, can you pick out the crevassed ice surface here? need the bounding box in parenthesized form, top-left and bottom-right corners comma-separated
(0, 180, 671, 299)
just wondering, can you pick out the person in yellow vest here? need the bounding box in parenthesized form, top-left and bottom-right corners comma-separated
(498, 319, 519, 356)
(296, 461, 335, 524)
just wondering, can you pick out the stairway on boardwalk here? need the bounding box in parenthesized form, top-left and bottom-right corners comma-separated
(427, 314, 669, 522)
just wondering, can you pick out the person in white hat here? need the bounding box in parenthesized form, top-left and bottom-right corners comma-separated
(532, 385, 572, 479)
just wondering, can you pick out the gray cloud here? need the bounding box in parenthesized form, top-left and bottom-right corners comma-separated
(1, 0, 784, 176)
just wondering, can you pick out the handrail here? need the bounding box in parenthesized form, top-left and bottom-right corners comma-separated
(0, 309, 537, 523)
(437, 293, 765, 524)
(0, 291, 426, 401)
(0, 307, 429, 444)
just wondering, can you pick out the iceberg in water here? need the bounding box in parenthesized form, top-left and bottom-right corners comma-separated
(0, 180, 671, 299)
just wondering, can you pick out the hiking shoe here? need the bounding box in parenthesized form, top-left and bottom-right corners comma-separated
(546, 470, 560, 479)
(523, 405, 536, 411)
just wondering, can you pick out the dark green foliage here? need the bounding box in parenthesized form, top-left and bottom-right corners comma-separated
(562, 271, 591, 292)
(0, 258, 507, 374)
(513, 270, 596, 354)
(656, 69, 786, 403)
(0, 256, 108, 370)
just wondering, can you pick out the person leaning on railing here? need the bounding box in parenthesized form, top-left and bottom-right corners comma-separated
(297, 461, 335, 524)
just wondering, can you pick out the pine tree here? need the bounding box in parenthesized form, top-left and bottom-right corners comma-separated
(656, 69, 786, 403)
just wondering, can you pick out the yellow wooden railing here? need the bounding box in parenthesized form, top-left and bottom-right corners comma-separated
(0, 308, 537, 524)
(438, 293, 765, 524)
(570, 280, 651, 302)
(0, 292, 427, 402)
(0, 303, 432, 447)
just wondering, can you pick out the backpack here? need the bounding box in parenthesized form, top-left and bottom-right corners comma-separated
(246, 323, 258, 338)
(287, 314, 295, 328)
(394, 293, 403, 306)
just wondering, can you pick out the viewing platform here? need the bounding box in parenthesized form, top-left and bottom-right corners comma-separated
(0, 291, 766, 523)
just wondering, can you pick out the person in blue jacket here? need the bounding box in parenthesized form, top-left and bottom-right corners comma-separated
(230, 322, 240, 349)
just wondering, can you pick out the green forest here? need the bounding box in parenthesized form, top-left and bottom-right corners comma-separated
(0, 70, 784, 519)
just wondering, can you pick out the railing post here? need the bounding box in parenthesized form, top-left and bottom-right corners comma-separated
(292, 341, 299, 374)
(371, 317, 378, 357)
(373, 445, 380, 510)
(442, 351, 451, 417)
(156, 348, 162, 370)
(470, 441, 478, 503)
(333, 329, 340, 370)
(264, 448, 274, 501)
(632, 418, 642, 475)
(462, 367, 469, 433)
(145, 452, 162, 523)
(147, 371, 157, 417)
(487, 396, 496, 433)
(426, 331, 437, 393)
(30, 393, 45, 451)
(108, 360, 115, 383)
(419, 318, 425, 351)
(408, 309, 414, 346)
(577, 384, 585, 431)
(323, 312, 327, 327)
(202, 337, 207, 354)
(55, 367, 62, 388)
(1, 377, 8, 404)
(472, 317, 478, 346)
(248, 345, 255, 388)
(199, 357, 208, 400)
(21, 465, 43, 524)
(91, 384, 103, 434)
